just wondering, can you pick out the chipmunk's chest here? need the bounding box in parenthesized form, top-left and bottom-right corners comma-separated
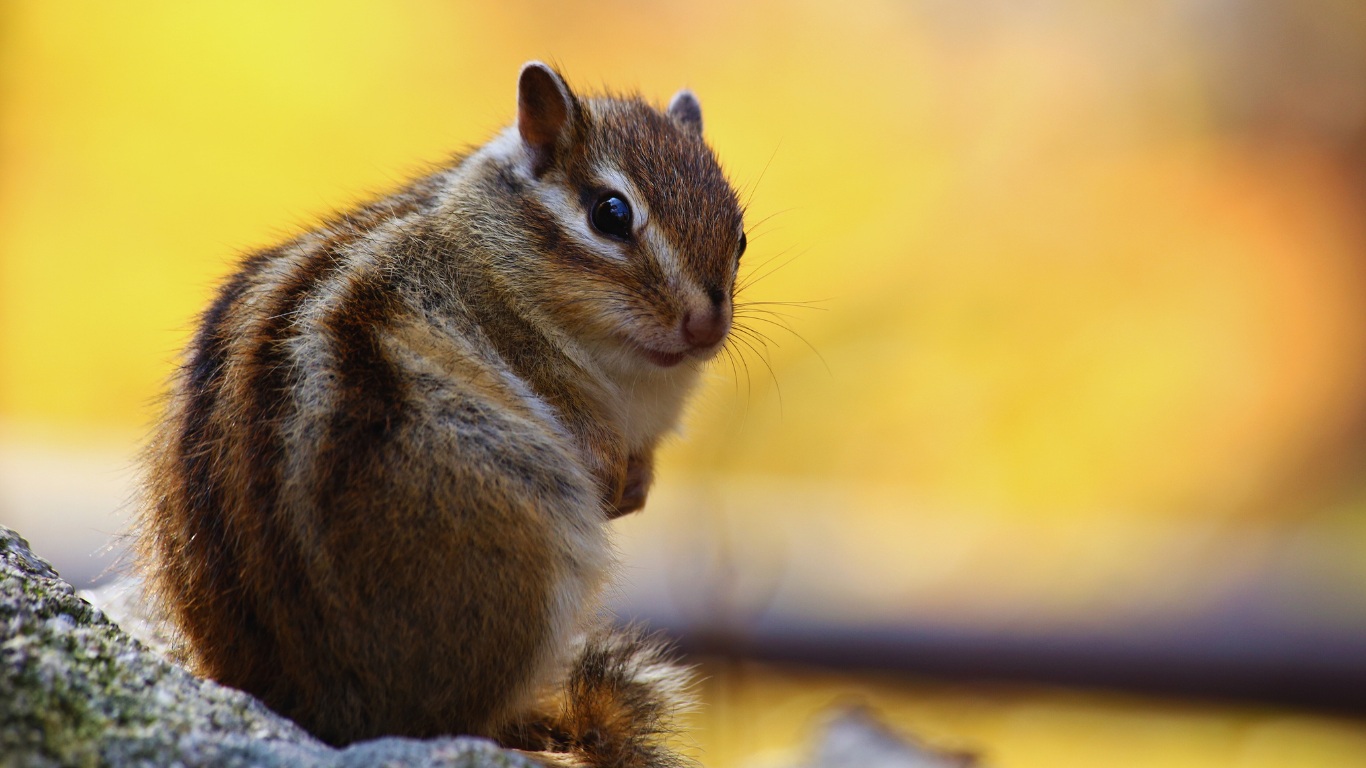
(610, 368, 702, 453)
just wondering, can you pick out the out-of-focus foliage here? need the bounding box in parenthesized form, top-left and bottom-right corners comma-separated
(3, 1, 1364, 525)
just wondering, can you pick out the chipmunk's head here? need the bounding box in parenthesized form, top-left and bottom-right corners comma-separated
(501, 61, 745, 374)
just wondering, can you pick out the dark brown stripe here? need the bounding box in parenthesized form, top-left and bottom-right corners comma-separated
(174, 248, 274, 587)
(519, 198, 634, 284)
(313, 267, 406, 520)
(184, 249, 272, 399)
(240, 248, 339, 513)
(168, 246, 282, 690)
(493, 165, 526, 196)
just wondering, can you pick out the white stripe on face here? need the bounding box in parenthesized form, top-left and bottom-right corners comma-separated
(480, 131, 701, 304)
(531, 163, 660, 267)
(534, 182, 620, 260)
(589, 167, 699, 300)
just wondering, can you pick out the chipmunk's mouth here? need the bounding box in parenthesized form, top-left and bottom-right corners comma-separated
(623, 324, 730, 369)
(634, 344, 689, 368)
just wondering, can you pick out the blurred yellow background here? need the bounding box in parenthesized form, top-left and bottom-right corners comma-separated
(3, 1, 1366, 765)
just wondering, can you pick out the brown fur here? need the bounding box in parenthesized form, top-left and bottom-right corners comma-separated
(137, 62, 740, 766)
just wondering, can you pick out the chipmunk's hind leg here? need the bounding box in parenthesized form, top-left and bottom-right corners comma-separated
(503, 626, 697, 768)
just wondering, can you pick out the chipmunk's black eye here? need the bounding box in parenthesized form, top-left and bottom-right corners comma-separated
(590, 193, 633, 239)
(737, 231, 747, 258)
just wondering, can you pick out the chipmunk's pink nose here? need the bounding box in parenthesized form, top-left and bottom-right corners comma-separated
(682, 294, 731, 349)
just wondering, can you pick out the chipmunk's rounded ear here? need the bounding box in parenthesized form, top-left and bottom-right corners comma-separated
(668, 89, 703, 134)
(518, 61, 575, 175)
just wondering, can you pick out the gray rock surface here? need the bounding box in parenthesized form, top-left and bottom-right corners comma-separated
(0, 524, 532, 768)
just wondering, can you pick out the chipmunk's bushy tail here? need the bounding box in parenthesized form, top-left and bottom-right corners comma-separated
(502, 626, 697, 768)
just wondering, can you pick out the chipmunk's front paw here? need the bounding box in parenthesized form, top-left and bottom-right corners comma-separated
(608, 453, 654, 519)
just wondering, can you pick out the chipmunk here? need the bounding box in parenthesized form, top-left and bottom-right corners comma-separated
(135, 62, 746, 767)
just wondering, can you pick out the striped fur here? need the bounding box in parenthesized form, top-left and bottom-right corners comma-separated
(137, 62, 739, 765)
